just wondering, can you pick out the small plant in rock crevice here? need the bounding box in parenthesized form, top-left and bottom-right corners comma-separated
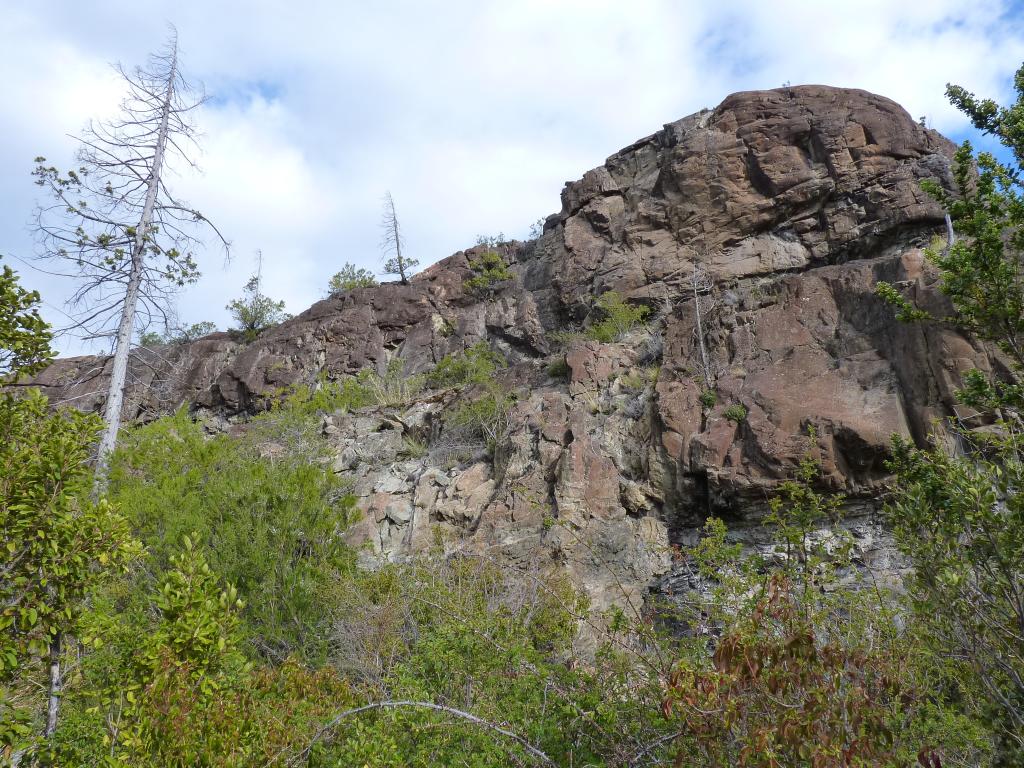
(723, 404, 747, 423)
(463, 250, 513, 297)
(586, 291, 650, 343)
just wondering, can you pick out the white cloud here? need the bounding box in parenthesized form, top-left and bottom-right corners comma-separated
(1, 0, 1022, 355)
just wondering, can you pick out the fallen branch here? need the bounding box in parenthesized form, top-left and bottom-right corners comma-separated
(277, 700, 555, 767)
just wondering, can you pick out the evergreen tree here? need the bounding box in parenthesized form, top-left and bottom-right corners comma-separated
(881, 63, 1024, 763)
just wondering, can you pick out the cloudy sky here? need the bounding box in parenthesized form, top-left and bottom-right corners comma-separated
(2, 0, 1023, 355)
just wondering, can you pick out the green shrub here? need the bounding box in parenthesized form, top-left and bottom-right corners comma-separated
(547, 329, 584, 349)
(619, 372, 647, 392)
(426, 342, 506, 388)
(227, 274, 289, 341)
(699, 389, 717, 408)
(359, 357, 425, 406)
(463, 250, 512, 296)
(546, 356, 570, 380)
(277, 374, 375, 417)
(107, 408, 358, 660)
(328, 262, 378, 295)
(138, 330, 164, 347)
(586, 291, 649, 342)
(441, 389, 514, 456)
(723, 404, 747, 423)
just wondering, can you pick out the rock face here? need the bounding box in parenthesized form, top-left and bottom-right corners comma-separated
(18, 85, 1000, 609)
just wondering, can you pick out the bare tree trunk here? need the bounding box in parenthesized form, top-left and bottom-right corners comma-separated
(387, 193, 406, 284)
(393, 223, 406, 284)
(94, 43, 177, 490)
(44, 631, 63, 739)
(693, 262, 712, 389)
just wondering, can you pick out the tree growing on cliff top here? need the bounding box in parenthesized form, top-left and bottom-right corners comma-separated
(380, 191, 418, 284)
(31, 32, 227, 487)
(328, 262, 377, 295)
(226, 257, 289, 342)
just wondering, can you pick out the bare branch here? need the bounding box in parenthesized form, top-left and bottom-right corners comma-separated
(276, 700, 554, 767)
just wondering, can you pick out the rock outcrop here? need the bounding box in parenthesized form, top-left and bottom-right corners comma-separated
(18, 85, 1000, 609)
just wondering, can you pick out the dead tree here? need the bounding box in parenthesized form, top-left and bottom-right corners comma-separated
(32, 31, 227, 487)
(691, 259, 717, 389)
(380, 191, 418, 284)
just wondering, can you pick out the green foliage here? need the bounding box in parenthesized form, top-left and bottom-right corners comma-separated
(463, 250, 513, 296)
(109, 539, 248, 766)
(319, 555, 674, 767)
(699, 388, 717, 408)
(723, 403, 747, 423)
(106, 407, 357, 660)
(226, 273, 289, 341)
(0, 390, 139, 756)
(56, 552, 355, 767)
(360, 357, 425, 407)
(665, 445, 985, 767)
(138, 321, 218, 348)
(874, 280, 932, 322)
(328, 262, 377, 295)
(426, 342, 506, 389)
(137, 330, 163, 346)
(888, 434, 1024, 761)
(276, 374, 375, 418)
(882, 63, 1024, 763)
(441, 388, 514, 456)
(546, 355, 570, 381)
(586, 291, 649, 342)
(0, 258, 53, 381)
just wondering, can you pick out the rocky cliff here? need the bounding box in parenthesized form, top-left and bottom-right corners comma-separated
(21, 85, 1001, 610)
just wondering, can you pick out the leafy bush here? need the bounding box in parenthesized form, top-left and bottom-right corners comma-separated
(586, 291, 649, 342)
(877, 69, 1024, 763)
(0, 258, 52, 381)
(723, 403, 747, 423)
(328, 262, 377, 295)
(106, 408, 358, 660)
(0, 391, 138, 755)
(663, 447, 986, 768)
(55, 551, 356, 768)
(463, 250, 512, 296)
(276, 374, 375, 418)
(699, 389, 717, 408)
(426, 342, 506, 389)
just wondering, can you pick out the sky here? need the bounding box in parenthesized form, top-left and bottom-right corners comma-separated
(2, 0, 1023, 356)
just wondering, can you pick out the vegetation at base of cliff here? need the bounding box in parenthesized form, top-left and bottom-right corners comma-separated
(0, 352, 996, 766)
(105, 406, 358, 661)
